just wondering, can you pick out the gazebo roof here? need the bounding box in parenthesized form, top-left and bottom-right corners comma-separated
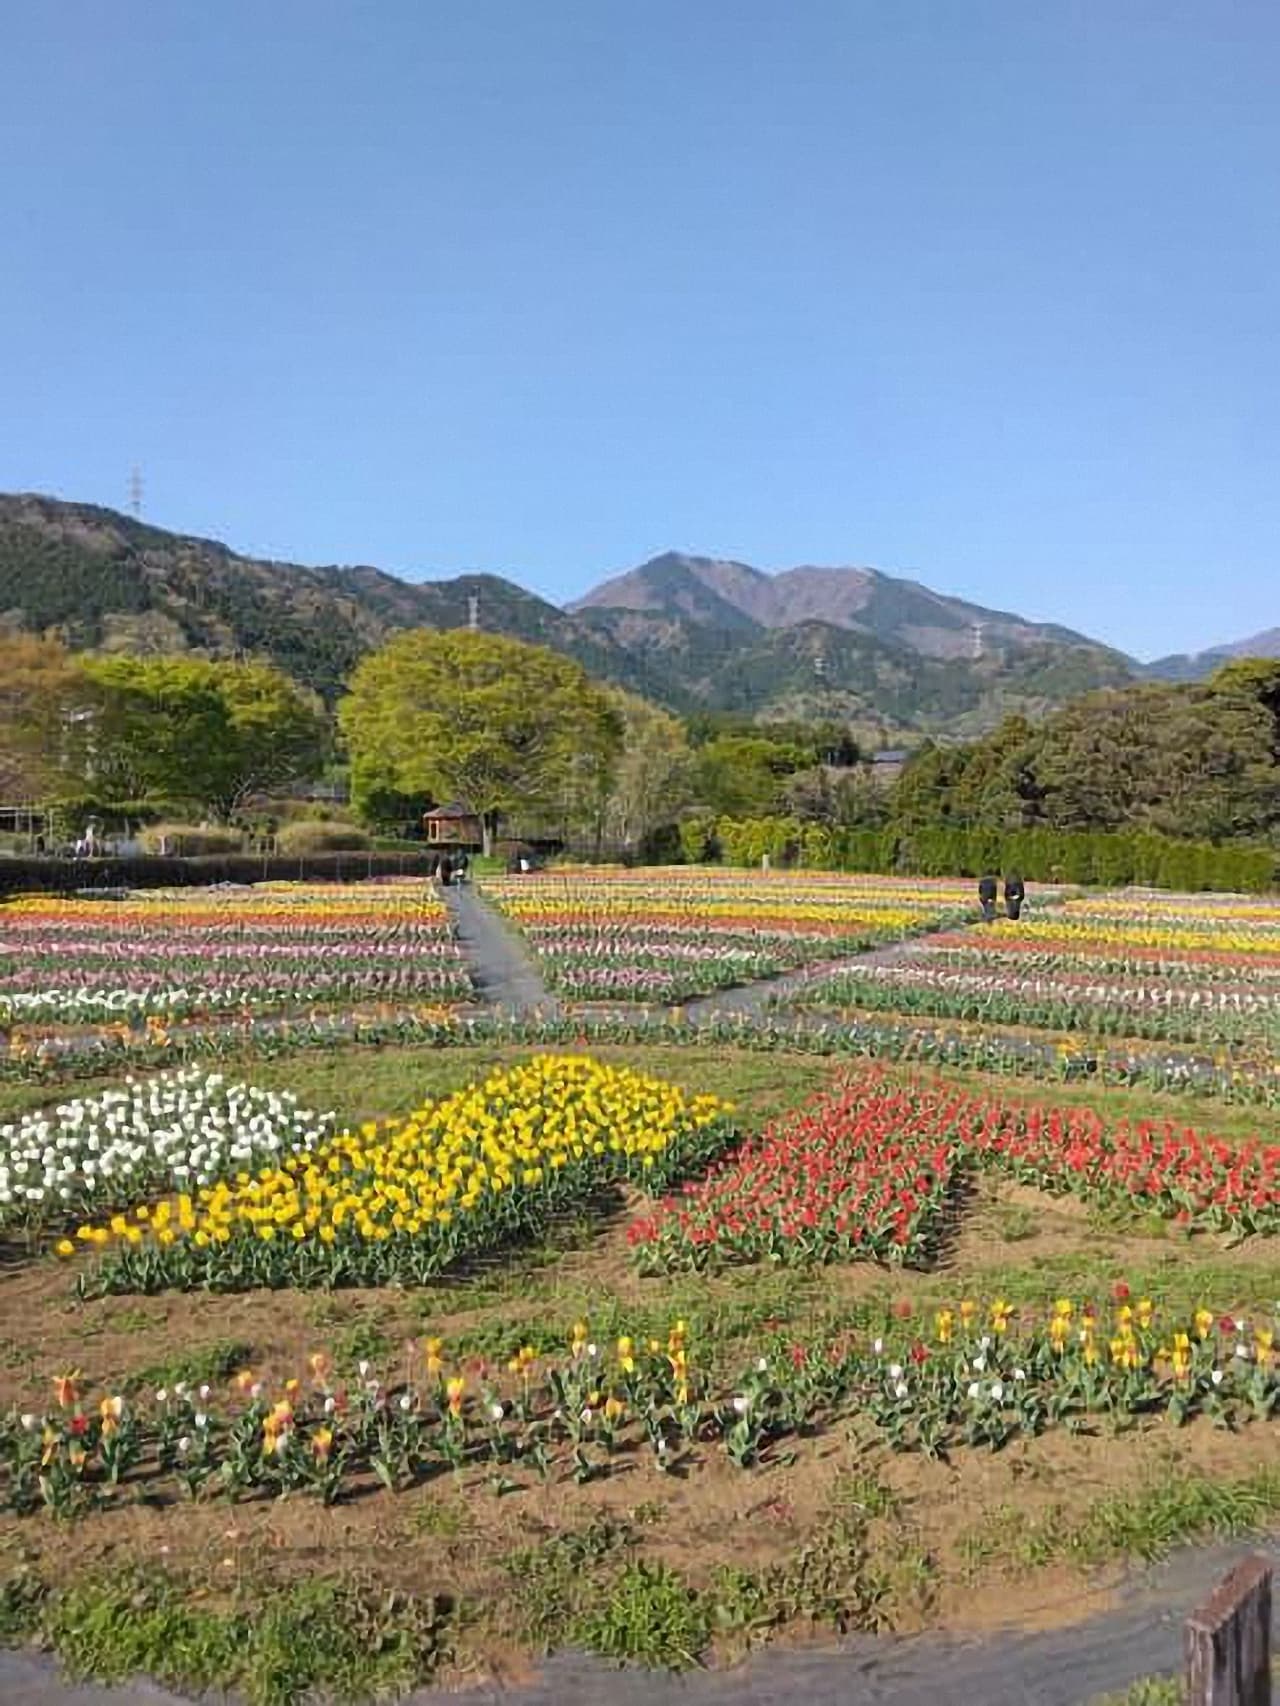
(423, 801, 477, 820)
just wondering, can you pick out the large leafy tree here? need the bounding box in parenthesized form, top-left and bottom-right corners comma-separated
(71, 656, 328, 819)
(339, 630, 622, 852)
(599, 690, 694, 850)
(0, 631, 87, 801)
(694, 733, 810, 818)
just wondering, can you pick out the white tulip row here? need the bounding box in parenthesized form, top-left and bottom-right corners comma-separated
(0, 1068, 333, 1231)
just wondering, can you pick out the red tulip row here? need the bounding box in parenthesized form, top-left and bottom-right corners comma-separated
(628, 1075, 962, 1271)
(629, 1070, 1280, 1272)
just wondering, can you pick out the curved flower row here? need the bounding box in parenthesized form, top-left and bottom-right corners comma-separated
(68, 1056, 734, 1292)
(0, 1070, 334, 1233)
(629, 1068, 1280, 1272)
(6, 1299, 1274, 1515)
(789, 962, 1279, 1047)
(0, 1007, 1275, 1107)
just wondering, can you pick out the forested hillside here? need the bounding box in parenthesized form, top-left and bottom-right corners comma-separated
(0, 494, 1138, 730)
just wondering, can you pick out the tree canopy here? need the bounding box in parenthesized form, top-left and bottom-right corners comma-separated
(0, 631, 86, 801)
(338, 630, 622, 849)
(892, 664, 1280, 846)
(68, 656, 328, 820)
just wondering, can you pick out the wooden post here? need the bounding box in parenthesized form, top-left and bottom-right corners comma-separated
(1186, 1554, 1272, 1706)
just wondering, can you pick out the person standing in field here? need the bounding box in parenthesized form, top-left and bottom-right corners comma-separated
(1004, 872, 1025, 920)
(978, 872, 998, 922)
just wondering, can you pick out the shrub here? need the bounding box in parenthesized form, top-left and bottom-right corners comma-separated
(706, 817, 1276, 893)
(275, 822, 370, 854)
(139, 823, 244, 857)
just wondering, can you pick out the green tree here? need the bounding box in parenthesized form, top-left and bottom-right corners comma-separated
(600, 690, 695, 850)
(71, 656, 327, 820)
(694, 734, 809, 817)
(210, 661, 330, 819)
(0, 631, 87, 801)
(339, 630, 622, 853)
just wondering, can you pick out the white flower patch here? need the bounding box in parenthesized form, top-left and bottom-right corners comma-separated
(0, 1067, 333, 1229)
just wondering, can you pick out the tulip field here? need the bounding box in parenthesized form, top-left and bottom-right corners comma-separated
(481, 868, 978, 1000)
(0, 871, 1277, 1695)
(791, 889, 1280, 1056)
(0, 883, 470, 1027)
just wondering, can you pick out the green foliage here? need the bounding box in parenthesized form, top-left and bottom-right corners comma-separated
(694, 733, 811, 817)
(139, 822, 244, 856)
(599, 688, 695, 849)
(124, 1338, 254, 1396)
(703, 814, 1275, 890)
(341, 630, 623, 848)
(65, 656, 328, 821)
(0, 631, 88, 800)
(571, 1561, 711, 1669)
(17, 1570, 450, 1706)
(892, 669, 1280, 850)
(274, 820, 370, 853)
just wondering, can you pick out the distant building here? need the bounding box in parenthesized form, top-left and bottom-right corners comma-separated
(423, 801, 485, 850)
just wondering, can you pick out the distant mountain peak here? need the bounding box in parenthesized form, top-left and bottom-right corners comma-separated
(1144, 627, 1280, 682)
(572, 549, 1112, 661)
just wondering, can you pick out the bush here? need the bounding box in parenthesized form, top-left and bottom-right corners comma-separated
(0, 852, 436, 898)
(139, 823, 244, 857)
(678, 814, 720, 864)
(275, 821, 370, 854)
(706, 816, 1277, 893)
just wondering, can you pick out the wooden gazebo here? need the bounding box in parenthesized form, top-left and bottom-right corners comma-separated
(423, 801, 484, 850)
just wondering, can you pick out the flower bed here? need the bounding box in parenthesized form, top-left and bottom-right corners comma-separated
(630, 1069, 1280, 1272)
(789, 890, 1280, 1053)
(482, 869, 977, 1002)
(628, 1076, 961, 1270)
(0, 1070, 333, 1236)
(5, 1298, 1274, 1515)
(70, 1057, 734, 1293)
(788, 961, 1278, 1048)
(0, 884, 471, 1026)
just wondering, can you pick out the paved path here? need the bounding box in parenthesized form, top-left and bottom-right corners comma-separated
(441, 883, 560, 1019)
(1, 1536, 1273, 1704)
(682, 937, 929, 1025)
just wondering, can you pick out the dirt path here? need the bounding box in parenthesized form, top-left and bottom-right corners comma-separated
(2, 1536, 1273, 1704)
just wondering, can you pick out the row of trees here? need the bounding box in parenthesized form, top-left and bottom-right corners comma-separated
(892, 663, 1280, 845)
(0, 634, 330, 832)
(3, 626, 1277, 875)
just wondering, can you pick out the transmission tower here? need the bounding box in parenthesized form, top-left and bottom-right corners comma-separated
(971, 622, 985, 660)
(468, 592, 480, 631)
(128, 467, 143, 518)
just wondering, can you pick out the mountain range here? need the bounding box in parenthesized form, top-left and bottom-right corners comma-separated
(1143, 628, 1280, 683)
(0, 493, 1270, 739)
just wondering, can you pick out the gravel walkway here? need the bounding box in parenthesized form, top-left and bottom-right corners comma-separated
(1, 1538, 1273, 1705)
(441, 883, 560, 1018)
(682, 937, 929, 1024)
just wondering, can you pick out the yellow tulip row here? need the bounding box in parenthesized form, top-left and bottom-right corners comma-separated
(72, 1055, 729, 1260)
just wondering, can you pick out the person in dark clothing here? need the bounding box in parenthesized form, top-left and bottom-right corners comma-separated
(438, 852, 453, 888)
(978, 873, 998, 922)
(454, 851, 470, 883)
(1004, 872, 1025, 921)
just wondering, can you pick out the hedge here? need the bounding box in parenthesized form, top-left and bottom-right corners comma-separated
(0, 852, 436, 899)
(705, 817, 1276, 894)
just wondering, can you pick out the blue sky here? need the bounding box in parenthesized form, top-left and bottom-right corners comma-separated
(1, 2, 1276, 660)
